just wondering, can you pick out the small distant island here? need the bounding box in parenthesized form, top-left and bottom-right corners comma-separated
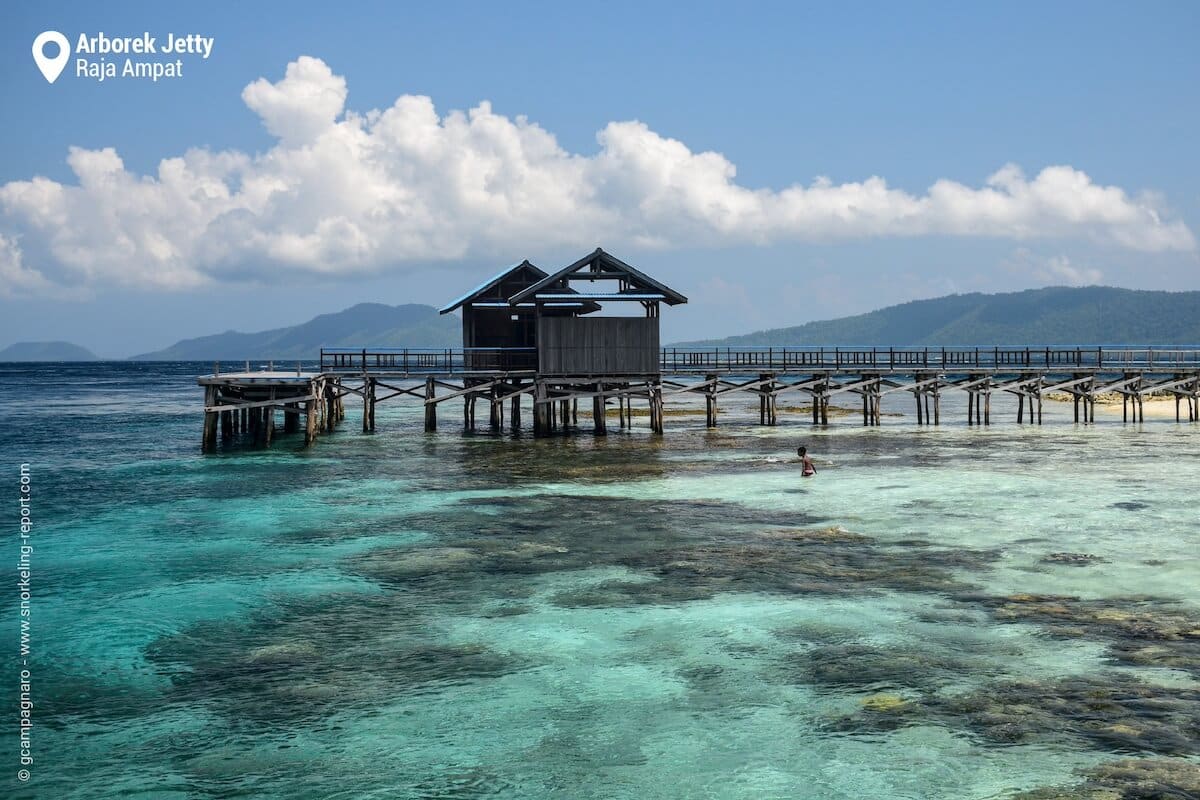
(0, 341, 99, 361)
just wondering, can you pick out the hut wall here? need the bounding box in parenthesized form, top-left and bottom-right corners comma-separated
(463, 308, 537, 370)
(538, 317, 660, 375)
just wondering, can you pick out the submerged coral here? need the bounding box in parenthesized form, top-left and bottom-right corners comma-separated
(828, 674, 1200, 757)
(349, 492, 1002, 612)
(144, 592, 528, 724)
(860, 693, 910, 712)
(970, 593, 1200, 677)
(1012, 757, 1200, 799)
(788, 643, 978, 692)
(1040, 552, 1107, 566)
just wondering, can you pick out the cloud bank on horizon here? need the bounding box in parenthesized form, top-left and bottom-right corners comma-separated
(0, 56, 1194, 294)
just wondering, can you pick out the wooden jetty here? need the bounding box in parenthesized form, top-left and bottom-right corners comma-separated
(199, 249, 1200, 451)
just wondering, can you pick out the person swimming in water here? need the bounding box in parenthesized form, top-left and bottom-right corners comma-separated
(798, 445, 816, 477)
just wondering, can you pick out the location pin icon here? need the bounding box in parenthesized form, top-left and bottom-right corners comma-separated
(32, 31, 70, 84)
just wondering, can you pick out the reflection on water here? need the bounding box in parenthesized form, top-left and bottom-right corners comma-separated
(2, 362, 1198, 799)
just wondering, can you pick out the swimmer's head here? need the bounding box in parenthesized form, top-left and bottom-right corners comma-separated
(797, 446, 807, 457)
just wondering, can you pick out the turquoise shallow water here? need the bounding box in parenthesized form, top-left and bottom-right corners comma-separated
(3, 363, 1199, 799)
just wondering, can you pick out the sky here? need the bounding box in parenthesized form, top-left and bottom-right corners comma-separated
(1, 1, 1198, 356)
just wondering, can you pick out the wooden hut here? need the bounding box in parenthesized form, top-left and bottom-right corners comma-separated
(439, 260, 595, 370)
(442, 248, 687, 376)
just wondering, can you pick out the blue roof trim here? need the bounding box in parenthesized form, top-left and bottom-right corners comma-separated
(508, 248, 687, 305)
(536, 293, 667, 300)
(439, 261, 546, 314)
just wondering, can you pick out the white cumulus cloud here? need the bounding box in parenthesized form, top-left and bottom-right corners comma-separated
(0, 56, 1193, 292)
(0, 233, 52, 296)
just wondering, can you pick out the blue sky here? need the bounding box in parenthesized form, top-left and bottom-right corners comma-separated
(1, 1, 1198, 355)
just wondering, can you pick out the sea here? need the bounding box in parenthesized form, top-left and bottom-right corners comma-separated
(3, 361, 1198, 799)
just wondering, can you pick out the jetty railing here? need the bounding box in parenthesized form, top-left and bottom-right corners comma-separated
(658, 346, 1200, 373)
(317, 346, 1200, 375)
(321, 347, 538, 373)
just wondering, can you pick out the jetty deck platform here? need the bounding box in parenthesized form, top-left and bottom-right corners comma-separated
(197, 346, 1200, 451)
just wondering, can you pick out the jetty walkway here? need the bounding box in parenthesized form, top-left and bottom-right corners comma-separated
(197, 346, 1200, 451)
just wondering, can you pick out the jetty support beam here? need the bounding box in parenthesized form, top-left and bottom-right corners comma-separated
(593, 384, 607, 435)
(423, 376, 437, 432)
(201, 386, 219, 453)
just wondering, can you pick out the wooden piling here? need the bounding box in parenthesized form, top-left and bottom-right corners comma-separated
(362, 378, 371, 433)
(758, 374, 768, 425)
(424, 376, 437, 432)
(593, 385, 607, 435)
(649, 384, 664, 434)
(304, 398, 317, 447)
(201, 386, 218, 452)
(756, 375, 776, 426)
(511, 392, 521, 431)
(368, 378, 376, 432)
(705, 374, 717, 428)
(533, 382, 549, 436)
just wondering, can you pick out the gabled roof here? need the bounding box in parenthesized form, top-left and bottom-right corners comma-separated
(439, 260, 548, 314)
(508, 248, 688, 306)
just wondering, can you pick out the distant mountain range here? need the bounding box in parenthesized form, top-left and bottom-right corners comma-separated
(0, 341, 99, 361)
(130, 303, 460, 360)
(5, 287, 1198, 363)
(675, 287, 1200, 347)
